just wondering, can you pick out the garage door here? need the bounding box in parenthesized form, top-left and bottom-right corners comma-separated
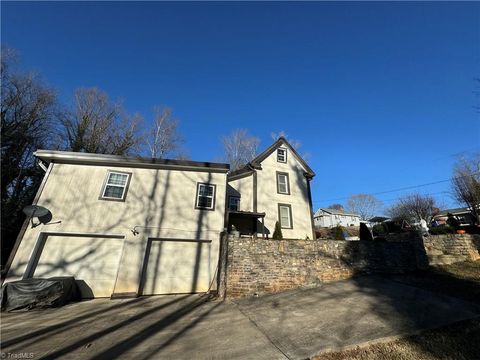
(32, 234, 124, 298)
(141, 239, 212, 295)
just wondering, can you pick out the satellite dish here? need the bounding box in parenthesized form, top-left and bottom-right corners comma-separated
(23, 205, 51, 228)
(23, 205, 50, 218)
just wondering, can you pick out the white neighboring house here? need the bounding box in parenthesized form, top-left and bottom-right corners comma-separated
(314, 208, 361, 228)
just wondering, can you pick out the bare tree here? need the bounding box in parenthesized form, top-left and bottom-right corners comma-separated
(452, 154, 480, 224)
(60, 87, 141, 155)
(271, 130, 302, 150)
(222, 129, 260, 170)
(1, 47, 58, 265)
(327, 203, 345, 212)
(387, 193, 437, 223)
(146, 106, 183, 159)
(347, 194, 382, 221)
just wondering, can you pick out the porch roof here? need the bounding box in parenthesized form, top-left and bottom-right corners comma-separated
(228, 210, 266, 218)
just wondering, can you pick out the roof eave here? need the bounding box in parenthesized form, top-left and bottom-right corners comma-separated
(34, 150, 230, 173)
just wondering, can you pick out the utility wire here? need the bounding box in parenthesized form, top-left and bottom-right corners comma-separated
(314, 172, 479, 204)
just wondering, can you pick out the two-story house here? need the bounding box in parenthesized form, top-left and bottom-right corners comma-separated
(3, 137, 315, 298)
(227, 137, 316, 239)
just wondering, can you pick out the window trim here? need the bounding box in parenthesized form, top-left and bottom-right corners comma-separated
(195, 183, 216, 211)
(278, 203, 293, 229)
(277, 148, 287, 163)
(228, 196, 241, 211)
(276, 171, 290, 195)
(99, 170, 132, 202)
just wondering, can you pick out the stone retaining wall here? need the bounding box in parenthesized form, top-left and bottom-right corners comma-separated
(424, 234, 480, 265)
(226, 238, 420, 298)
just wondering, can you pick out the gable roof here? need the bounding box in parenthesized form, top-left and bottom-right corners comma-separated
(228, 137, 315, 180)
(434, 207, 473, 217)
(34, 150, 230, 173)
(314, 208, 360, 217)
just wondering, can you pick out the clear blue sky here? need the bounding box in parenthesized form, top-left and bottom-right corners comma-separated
(2, 1, 479, 213)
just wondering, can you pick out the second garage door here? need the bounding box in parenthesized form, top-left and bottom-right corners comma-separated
(32, 234, 124, 298)
(141, 239, 212, 295)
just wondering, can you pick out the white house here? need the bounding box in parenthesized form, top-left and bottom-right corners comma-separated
(314, 208, 361, 228)
(4, 137, 316, 298)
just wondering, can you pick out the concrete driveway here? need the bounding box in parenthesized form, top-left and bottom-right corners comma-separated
(1, 276, 479, 359)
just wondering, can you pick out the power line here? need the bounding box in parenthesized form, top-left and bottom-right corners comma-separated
(311, 147, 479, 190)
(313, 172, 479, 204)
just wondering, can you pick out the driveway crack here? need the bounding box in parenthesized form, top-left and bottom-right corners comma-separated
(233, 302, 291, 360)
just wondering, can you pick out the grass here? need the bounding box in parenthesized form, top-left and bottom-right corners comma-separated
(314, 260, 480, 360)
(384, 260, 480, 305)
(315, 318, 480, 360)
(431, 260, 480, 282)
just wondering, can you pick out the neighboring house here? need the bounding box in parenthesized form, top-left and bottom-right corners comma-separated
(4, 151, 230, 298)
(368, 216, 390, 225)
(314, 208, 361, 228)
(3, 137, 316, 298)
(226, 137, 316, 240)
(433, 207, 477, 226)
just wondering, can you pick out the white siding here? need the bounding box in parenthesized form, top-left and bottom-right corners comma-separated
(6, 163, 227, 297)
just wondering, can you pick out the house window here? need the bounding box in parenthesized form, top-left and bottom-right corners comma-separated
(276, 172, 290, 194)
(196, 183, 216, 210)
(277, 148, 287, 163)
(100, 171, 131, 201)
(278, 204, 293, 229)
(228, 196, 240, 211)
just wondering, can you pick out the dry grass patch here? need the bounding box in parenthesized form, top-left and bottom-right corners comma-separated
(314, 318, 480, 360)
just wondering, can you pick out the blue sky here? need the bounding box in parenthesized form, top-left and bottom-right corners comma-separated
(2, 1, 479, 213)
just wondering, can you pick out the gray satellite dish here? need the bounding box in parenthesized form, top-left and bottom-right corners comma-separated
(23, 205, 50, 218)
(23, 205, 50, 228)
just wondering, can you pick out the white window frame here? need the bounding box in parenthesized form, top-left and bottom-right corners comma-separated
(100, 171, 131, 201)
(195, 183, 216, 210)
(228, 196, 241, 211)
(277, 148, 287, 163)
(278, 204, 293, 229)
(276, 172, 290, 195)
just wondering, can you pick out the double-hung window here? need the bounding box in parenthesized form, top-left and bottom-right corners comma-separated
(228, 196, 240, 211)
(196, 183, 216, 210)
(278, 204, 293, 229)
(277, 148, 287, 163)
(100, 171, 131, 201)
(276, 172, 290, 195)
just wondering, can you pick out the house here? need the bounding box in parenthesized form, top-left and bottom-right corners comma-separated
(4, 151, 230, 298)
(226, 137, 316, 240)
(3, 137, 316, 298)
(313, 208, 361, 228)
(433, 207, 477, 226)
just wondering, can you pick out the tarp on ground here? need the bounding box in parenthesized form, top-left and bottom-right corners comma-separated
(1, 277, 79, 312)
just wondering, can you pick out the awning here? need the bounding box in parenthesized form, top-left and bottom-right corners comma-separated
(228, 211, 266, 218)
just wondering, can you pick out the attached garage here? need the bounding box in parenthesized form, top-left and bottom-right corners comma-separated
(140, 238, 213, 295)
(29, 233, 124, 298)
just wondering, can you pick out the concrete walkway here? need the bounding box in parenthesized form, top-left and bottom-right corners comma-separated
(1, 276, 479, 359)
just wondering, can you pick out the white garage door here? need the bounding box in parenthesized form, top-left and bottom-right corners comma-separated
(141, 239, 212, 295)
(32, 235, 124, 298)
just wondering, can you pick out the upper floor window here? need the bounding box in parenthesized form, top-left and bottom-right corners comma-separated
(196, 183, 216, 210)
(100, 171, 131, 201)
(228, 196, 240, 211)
(276, 172, 290, 195)
(277, 148, 287, 163)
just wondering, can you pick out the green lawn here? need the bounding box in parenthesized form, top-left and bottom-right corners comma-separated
(314, 261, 480, 360)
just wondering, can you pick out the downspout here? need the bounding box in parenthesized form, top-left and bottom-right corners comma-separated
(306, 174, 316, 240)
